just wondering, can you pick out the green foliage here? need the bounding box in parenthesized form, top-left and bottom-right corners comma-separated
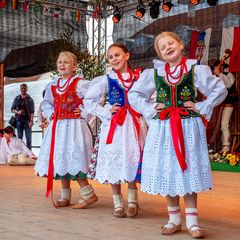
(46, 28, 105, 80)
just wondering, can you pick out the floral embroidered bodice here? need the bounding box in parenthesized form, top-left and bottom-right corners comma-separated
(154, 67, 199, 118)
(51, 77, 83, 119)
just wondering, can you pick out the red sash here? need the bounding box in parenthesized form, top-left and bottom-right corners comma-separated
(106, 104, 141, 145)
(159, 107, 189, 172)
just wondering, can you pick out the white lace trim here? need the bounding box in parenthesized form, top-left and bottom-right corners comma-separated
(140, 117, 212, 196)
(34, 119, 93, 177)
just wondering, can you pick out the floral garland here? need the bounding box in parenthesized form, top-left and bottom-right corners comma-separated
(209, 150, 240, 166)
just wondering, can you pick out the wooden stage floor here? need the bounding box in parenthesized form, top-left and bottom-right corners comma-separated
(0, 165, 239, 240)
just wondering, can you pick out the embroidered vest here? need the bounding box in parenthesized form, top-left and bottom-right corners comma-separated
(154, 67, 199, 118)
(107, 75, 126, 107)
(51, 77, 83, 119)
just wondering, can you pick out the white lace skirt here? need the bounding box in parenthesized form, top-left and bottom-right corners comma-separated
(95, 113, 147, 184)
(141, 117, 212, 196)
(34, 119, 93, 177)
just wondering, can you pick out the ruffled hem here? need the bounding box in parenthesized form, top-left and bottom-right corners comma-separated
(94, 177, 137, 185)
(140, 187, 212, 197)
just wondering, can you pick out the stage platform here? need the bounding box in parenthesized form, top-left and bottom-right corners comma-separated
(0, 165, 239, 240)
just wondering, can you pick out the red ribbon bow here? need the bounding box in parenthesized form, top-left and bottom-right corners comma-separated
(159, 107, 189, 172)
(106, 104, 141, 145)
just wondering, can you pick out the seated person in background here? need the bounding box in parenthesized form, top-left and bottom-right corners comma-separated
(1, 126, 37, 165)
(0, 129, 8, 165)
(211, 60, 238, 152)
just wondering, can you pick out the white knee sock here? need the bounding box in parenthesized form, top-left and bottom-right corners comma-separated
(185, 208, 199, 230)
(165, 206, 181, 228)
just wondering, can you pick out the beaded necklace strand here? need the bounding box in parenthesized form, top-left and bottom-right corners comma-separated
(56, 75, 73, 93)
(165, 57, 188, 84)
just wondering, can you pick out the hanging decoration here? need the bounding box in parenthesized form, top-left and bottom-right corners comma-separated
(63, 9, 71, 19)
(75, 10, 80, 22)
(23, 0, 30, 13)
(12, 0, 18, 10)
(92, 6, 100, 20)
(53, 7, 61, 18)
(2, 0, 94, 22)
(43, 4, 51, 16)
(33, 1, 41, 13)
(0, 0, 7, 8)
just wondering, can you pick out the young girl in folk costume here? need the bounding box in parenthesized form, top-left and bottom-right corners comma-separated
(128, 32, 227, 238)
(84, 43, 147, 218)
(34, 51, 98, 208)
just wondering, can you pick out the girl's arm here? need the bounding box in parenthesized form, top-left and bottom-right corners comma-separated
(194, 65, 228, 121)
(76, 79, 92, 119)
(37, 103, 44, 127)
(128, 69, 157, 124)
(42, 82, 55, 120)
(83, 75, 112, 124)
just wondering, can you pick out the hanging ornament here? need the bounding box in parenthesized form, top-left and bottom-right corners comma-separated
(53, 7, 61, 18)
(70, 11, 75, 21)
(75, 10, 80, 22)
(43, 4, 51, 16)
(23, 0, 30, 13)
(92, 6, 100, 20)
(12, 0, 18, 10)
(0, 0, 7, 9)
(33, 1, 40, 13)
(63, 9, 71, 19)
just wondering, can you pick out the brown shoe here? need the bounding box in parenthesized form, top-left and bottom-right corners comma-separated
(126, 202, 140, 217)
(160, 222, 181, 235)
(113, 207, 125, 218)
(72, 194, 98, 209)
(187, 225, 204, 238)
(56, 198, 70, 207)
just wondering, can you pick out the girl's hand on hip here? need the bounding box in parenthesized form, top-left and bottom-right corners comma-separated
(110, 103, 121, 113)
(183, 101, 199, 113)
(155, 103, 165, 113)
(74, 108, 81, 117)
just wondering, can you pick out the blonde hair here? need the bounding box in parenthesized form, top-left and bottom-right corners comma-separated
(56, 51, 78, 66)
(154, 31, 184, 59)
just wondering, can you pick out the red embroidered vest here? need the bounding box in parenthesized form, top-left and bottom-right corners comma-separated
(51, 77, 83, 119)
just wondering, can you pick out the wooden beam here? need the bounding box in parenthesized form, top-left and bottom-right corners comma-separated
(4, 74, 42, 85)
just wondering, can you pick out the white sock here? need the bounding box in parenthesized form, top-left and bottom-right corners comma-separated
(165, 206, 181, 228)
(113, 194, 124, 209)
(185, 208, 200, 230)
